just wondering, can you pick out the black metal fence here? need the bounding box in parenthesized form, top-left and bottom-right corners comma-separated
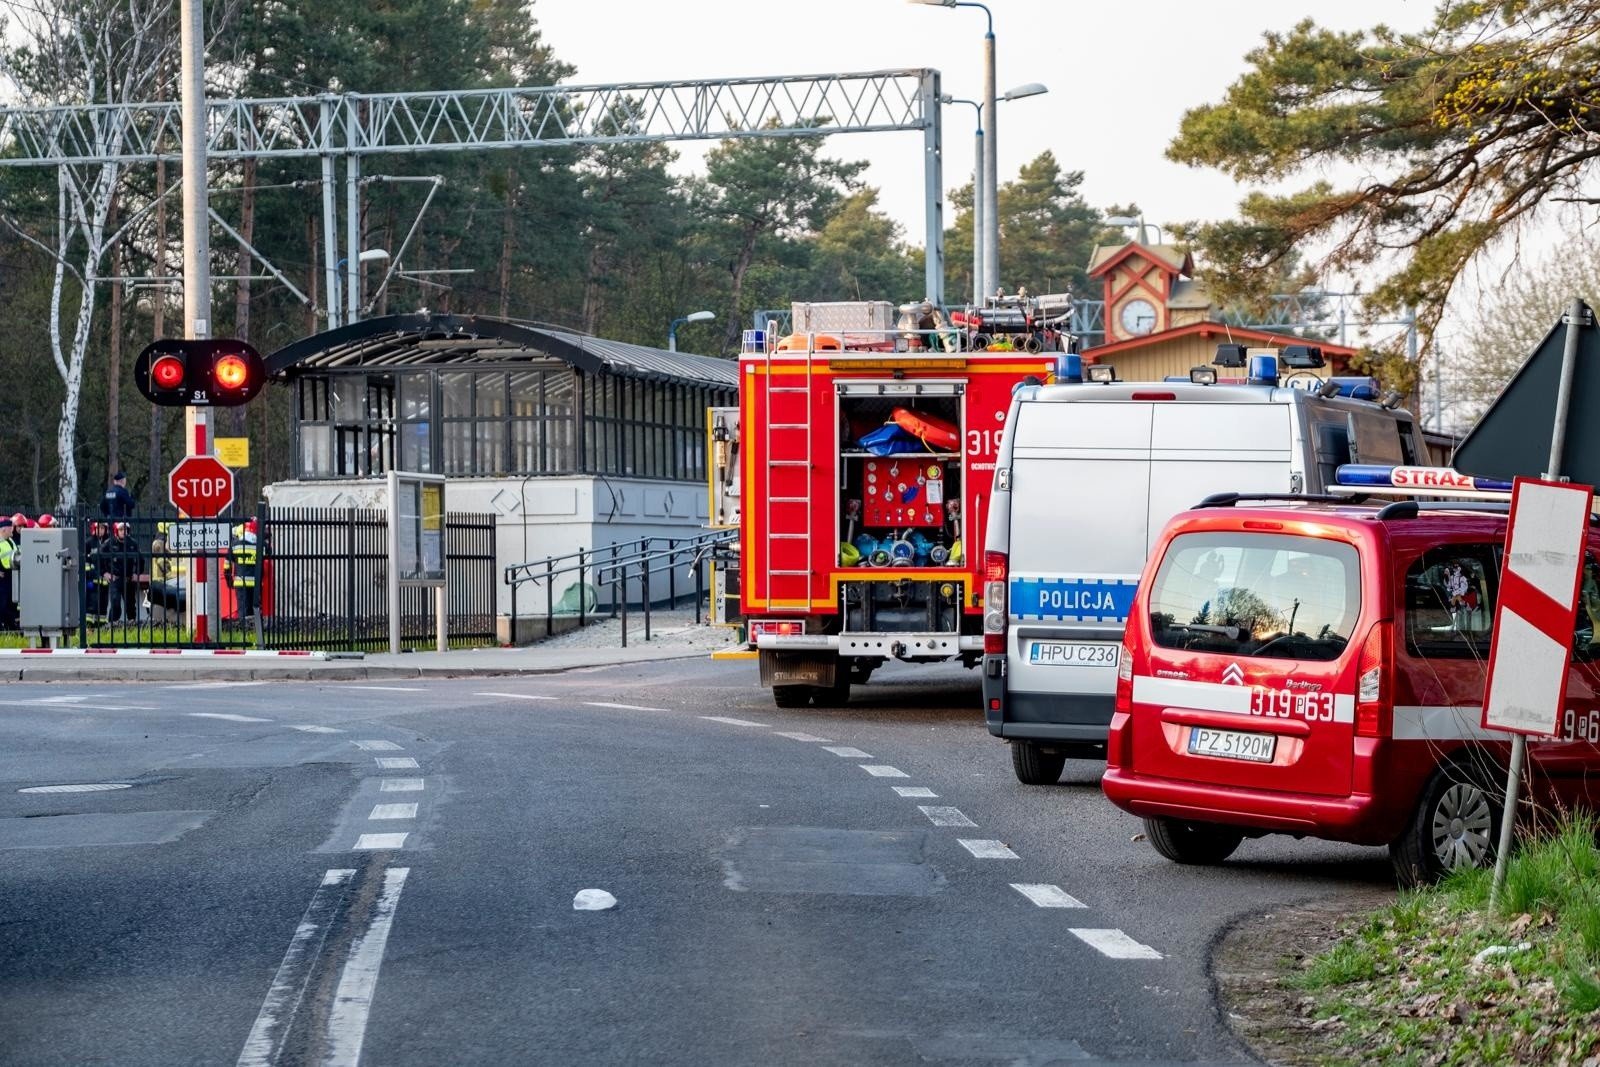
(0, 506, 496, 651)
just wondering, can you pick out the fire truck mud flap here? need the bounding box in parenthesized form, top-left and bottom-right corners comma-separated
(758, 650, 838, 689)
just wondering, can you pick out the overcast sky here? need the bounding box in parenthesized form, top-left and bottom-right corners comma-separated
(536, 0, 1435, 241)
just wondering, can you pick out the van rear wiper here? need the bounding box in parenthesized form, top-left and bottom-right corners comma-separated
(1166, 623, 1242, 641)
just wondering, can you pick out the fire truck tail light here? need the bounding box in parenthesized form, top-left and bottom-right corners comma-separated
(750, 620, 804, 640)
(983, 551, 1007, 654)
(1355, 621, 1393, 738)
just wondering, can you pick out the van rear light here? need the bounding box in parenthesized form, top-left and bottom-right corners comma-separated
(1354, 621, 1393, 738)
(1130, 391, 1176, 401)
(750, 620, 805, 640)
(983, 551, 1008, 655)
(1114, 645, 1134, 712)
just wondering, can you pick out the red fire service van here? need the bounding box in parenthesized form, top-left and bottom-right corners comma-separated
(738, 306, 1056, 709)
(1101, 465, 1600, 886)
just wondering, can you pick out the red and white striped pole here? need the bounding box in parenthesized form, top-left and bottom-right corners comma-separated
(179, 0, 214, 645)
(189, 411, 211, 645)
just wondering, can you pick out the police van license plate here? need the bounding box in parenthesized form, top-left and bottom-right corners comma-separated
(1188, 727, 1276, 763)
(1028, 641, 1119, 667)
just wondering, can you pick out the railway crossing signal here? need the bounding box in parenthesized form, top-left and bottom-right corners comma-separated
(135, 339, 266, 407)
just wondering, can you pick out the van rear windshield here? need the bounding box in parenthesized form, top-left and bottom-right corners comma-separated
(1148, 533, 1361, 661)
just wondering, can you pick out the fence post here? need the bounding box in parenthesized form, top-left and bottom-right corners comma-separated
(254, 501, 267, 648)
(668, 541, 677, 607)
(578, 548, 587, 629)
(695, 552, 703, 626)
(77, 519, 88, 648)
(346, 508, 357, 651)
(545, 557, 554, 639)
(643, 556, 652, 643)
(618, 559, 628, 649)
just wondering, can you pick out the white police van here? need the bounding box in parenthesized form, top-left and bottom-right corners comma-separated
(981, 345, 1431, 784)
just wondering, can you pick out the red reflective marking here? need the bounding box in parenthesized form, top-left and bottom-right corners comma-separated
(1498, 569, 1575, 645)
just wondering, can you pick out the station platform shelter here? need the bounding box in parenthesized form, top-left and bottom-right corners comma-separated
(265, 314, 737, 625)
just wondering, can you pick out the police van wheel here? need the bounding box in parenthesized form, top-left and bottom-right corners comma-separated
(1390, 764, 1502, 888)
(1011, 741, 1066, 785)
(1144, 816, 1244, 865)
(772, 685, 812, 709)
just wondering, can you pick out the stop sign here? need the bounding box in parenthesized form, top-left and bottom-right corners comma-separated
(168, 455, 235, 518)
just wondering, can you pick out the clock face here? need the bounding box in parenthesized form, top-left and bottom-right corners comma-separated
(1120, 298, 1158, 336)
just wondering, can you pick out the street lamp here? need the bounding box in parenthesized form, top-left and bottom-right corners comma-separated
(332, 248, 390, 329)
(941, 81, 1048, 308)
(668, 310, 715, 352)
(1104, 215, 1166, 246)
(910, 0, 999, 297)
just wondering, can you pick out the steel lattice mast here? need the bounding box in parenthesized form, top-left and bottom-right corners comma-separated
(1, 70, 947, 310)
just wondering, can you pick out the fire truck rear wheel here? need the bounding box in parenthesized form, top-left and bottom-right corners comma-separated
(811, 677, 851, 707)
(1011, 741, 1066, 785)
(772, 685, 812, 709)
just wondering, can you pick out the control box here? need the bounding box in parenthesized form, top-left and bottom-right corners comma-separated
(19, 527, 80, 630)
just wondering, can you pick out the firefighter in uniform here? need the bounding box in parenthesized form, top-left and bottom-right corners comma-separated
(227, 519, 260, 621)
(84, 521, 109, 623)
(0, 515, 17, 630)
(104, 522, 145, 625)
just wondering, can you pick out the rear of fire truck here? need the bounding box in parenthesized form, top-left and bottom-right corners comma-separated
(736, 300, 1057, 709)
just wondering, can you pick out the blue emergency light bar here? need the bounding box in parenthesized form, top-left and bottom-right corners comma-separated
(1326, 377, 1379, 401)
(1054, 353, 1083, 383)
(1334, 465, 1515, 494)
(1248, 354, 1279, 386)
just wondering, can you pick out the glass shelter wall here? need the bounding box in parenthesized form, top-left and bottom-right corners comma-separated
(295, 366, 724, 482)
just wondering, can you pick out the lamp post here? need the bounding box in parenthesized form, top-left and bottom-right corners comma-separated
(940, 82, 1047, 308)
(668, 310, 715, 352)
(1104, 215, 1165, 247)
(332, 248, 390, 328)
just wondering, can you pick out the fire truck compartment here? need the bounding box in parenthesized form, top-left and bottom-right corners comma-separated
(837, 391, 965, 567)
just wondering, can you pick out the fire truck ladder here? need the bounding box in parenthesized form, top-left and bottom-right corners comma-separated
(763, 340, 815, 612)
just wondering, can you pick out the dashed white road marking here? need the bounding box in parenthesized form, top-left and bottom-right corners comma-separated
(289, 725, 343, 734)
(701, 716, 768, 727)
(34, 696, 87, 704)
(958, 839, 1020, 860)
(18, 782, 131, 794)
(374, 757, 420, 770)
(584, 701, 668, 712)
(822, 746, 871, 759)
(1011, 884, 1087, 909)
(343, 686, 424, 693)
(475, 692, 555, 701)
(776, 731, 832, 743)
(236, 868, 355, 1067)
(323, 867, 410, 1067)
(861, 765, 909, 778)
(918, 805, 977, 827)
(892, 786, 939, 798)
(34, 702, 156, 711)
(1070, 928, 1163, 960)
(380, 778, 425, 793)
(352, 740, 403, 752)
(166, 681, 269, 690)
(352, 832, 409, 850)
(369, 803, 418, 820)
(188, 712, 273, 723)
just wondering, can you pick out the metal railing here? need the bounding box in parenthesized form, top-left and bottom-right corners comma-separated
(504, 529, 735, 647)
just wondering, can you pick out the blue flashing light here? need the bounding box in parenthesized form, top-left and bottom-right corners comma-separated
(741, 329, 766, 353)
(1328, 376, 1379, 401)
(1055, 353, 1083, 384)
(1248, 354, 1279, 386)
(1334, 464, 1515, 493)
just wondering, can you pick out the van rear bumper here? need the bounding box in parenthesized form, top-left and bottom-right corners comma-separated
(983, 682, 1113, 742)
(1101, 768, 1393, 844)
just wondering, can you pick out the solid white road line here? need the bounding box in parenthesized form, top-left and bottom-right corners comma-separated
(369, 803, 418, 820)
(188, 712, 273, 723)
(343, 686, 424, 692)
(166, 681, 269, 689)
(1070, 928, 1163, 960)
(475, 692, 555, 701)
(236, 868, 356, 1067)
(861, 765, 909, 778)
(584, 701, 667, 712)
(289, 725, 343, 734)
(918, 805, 977, 827)
(822, 746, 871, 758)
(352, 833, 409, 850)
(775, 731, 832, 743)
(379, 778, 425, 793)
(374, 757, 420, 770)
(957, 839, 1020, 860)
(892, 786, 938, 798)
(1011, 884, 1087, 909)
(351, 740, 402, 752)
(700, 716, 768, 727)
(322, 867, 410, 1067)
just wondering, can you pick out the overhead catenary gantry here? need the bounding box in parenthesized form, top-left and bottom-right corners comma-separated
(0, 69, 947, 318)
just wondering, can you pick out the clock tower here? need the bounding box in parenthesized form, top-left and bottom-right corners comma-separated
(1087, 241, 1197, 343)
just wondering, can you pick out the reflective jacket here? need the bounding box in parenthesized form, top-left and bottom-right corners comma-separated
(228, 526, 260, 588)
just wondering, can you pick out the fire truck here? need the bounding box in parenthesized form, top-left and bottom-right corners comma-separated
(722, 301, 1058, 709)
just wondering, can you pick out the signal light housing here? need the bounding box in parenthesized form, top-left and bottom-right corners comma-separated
(135, 339, 266, 407)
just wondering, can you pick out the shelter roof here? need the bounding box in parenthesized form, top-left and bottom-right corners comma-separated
(265, 314, 737, 389)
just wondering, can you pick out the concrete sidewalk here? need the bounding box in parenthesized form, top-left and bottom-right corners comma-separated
(1, 616, 742, 682)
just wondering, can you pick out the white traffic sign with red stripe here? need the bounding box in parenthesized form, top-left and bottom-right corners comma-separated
(1482, 477, 1595, 737)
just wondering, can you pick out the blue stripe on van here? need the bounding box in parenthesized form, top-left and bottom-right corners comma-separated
(1010, 577, 1138, 622)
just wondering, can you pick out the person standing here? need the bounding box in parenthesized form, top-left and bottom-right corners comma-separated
(0, 515, 17, 630)
(227, 519, 261, 621)
(101, 471, 136, 519)
(104, 522, 145, 625)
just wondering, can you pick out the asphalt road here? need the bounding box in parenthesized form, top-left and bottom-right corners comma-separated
(0, 659, 1393, 1066)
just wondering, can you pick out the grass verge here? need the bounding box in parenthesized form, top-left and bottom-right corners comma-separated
(1288, 818, 1600, 1065)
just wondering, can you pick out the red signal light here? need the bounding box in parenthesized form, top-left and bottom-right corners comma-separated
(151, 355, 186, 390)
(213, 353, 250, 390)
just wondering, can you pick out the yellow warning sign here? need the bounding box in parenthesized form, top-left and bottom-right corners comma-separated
(215, 437, 250, 468)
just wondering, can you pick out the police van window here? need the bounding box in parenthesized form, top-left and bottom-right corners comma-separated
(1312, 420, 1351, 489)
(1404, 545, 1497, 658)
(1576, 556, 1600, 661)
(1396, 421, 1419, 466)
(1148, 533, 1361, 661)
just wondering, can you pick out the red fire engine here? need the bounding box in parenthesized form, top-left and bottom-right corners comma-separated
(732, 302, 1057, 709)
